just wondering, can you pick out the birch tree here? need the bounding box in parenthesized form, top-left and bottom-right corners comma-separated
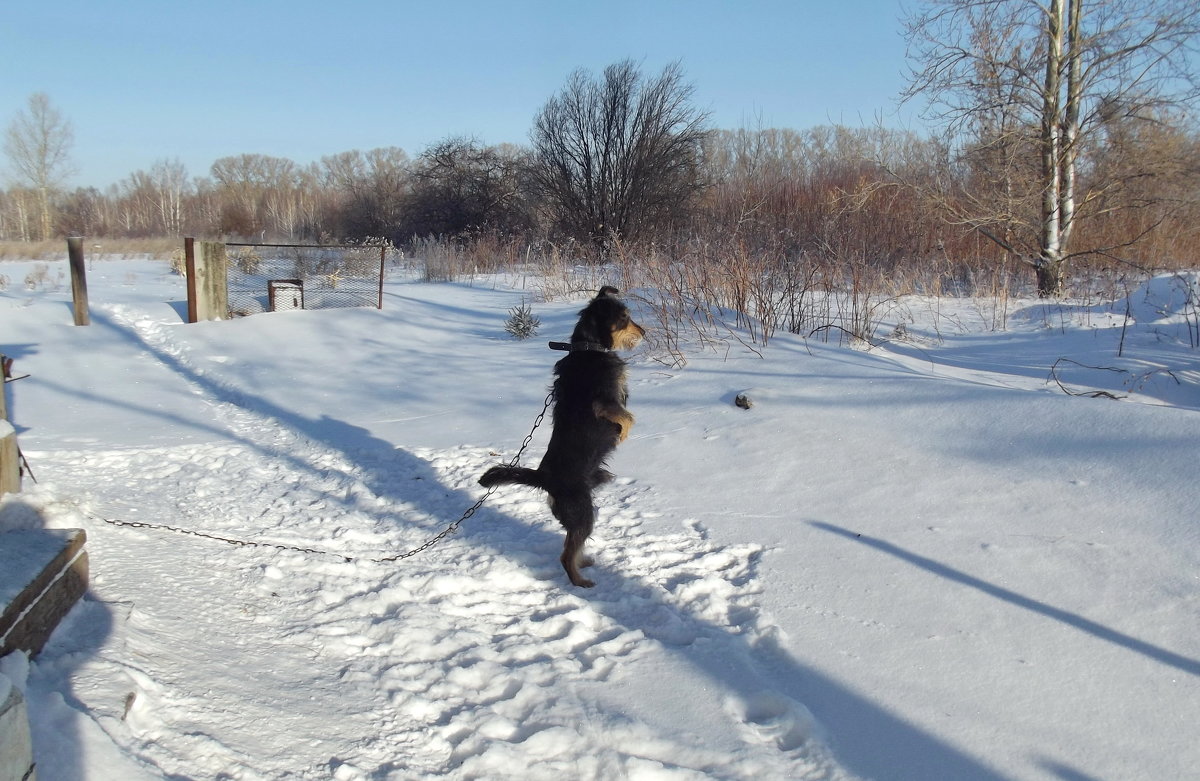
(210, 153, 298, 238)
(903, 0, 1200, 295)
(3, 93, 76, 241)
(150, 158, 189, 236)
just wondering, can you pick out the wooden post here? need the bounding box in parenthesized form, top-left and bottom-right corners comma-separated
(0, 421, 17, 496)
(67, 236, 90, 326)
(184, 238, 229, 322)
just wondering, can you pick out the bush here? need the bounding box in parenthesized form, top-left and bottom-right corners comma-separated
(504, 300, 541, 340)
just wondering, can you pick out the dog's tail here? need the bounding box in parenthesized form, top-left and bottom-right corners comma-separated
(479, 465, 545, 490)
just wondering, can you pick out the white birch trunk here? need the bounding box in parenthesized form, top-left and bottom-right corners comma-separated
(1059, 0, 1083, 254)
(1039, 0, 1067, 296)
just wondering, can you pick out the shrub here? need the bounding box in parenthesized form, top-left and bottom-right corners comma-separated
(504, 300, 541, 340)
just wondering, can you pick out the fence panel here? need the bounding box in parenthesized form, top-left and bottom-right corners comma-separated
(225, 243, 390, 316)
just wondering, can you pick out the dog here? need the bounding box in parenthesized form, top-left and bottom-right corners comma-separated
(479, 286, 646, 588)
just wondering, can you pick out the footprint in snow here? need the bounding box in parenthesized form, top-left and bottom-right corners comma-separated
(732, 691, 822, 753)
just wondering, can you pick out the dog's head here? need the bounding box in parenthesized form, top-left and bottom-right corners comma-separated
(571, 286, 646, 351)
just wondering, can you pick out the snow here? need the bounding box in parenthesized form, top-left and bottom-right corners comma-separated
(1, 257, 1198, 780)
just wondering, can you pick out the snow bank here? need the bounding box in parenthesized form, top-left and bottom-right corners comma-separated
(1125, 272, 1199, 323)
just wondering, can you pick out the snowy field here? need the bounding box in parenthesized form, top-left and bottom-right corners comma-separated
(1, 257, 1197, 780)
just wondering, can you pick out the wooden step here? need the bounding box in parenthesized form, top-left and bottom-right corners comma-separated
(0, 529, 89, 659)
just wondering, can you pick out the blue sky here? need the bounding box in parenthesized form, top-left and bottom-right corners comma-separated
(3, 0, 918, 189)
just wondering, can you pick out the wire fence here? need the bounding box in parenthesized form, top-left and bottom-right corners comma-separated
(225, 243, 394, 317)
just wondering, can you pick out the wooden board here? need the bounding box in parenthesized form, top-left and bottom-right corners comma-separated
(0, 529, 88, 658)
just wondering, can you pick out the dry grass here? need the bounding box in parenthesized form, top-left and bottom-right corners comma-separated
(0, 237, 182, 261)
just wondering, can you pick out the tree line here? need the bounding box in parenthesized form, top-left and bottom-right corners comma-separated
(4, 1, 1199, 296)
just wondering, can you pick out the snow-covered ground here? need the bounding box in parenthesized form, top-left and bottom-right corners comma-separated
(1, 258, 1197, 780)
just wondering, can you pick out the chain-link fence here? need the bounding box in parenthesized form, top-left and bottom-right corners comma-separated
(225, 243, 392, 317)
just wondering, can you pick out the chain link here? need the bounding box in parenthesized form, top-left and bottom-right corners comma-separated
(94, 389, 555, 564)
(97, 517, 356, 559)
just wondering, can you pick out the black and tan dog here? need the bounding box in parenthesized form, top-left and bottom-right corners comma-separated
(480, 286, 646, 588)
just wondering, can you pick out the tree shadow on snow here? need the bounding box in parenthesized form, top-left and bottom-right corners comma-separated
(79, 309, 1015, 779)
(810, 521, 1200, 678)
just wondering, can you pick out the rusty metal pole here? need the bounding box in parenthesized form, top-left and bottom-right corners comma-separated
(66, 237, 90, 326)
(377, 245, 386, 309)
(184, 237, 198, 323)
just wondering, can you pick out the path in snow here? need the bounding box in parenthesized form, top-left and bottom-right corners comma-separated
(24, 303, 852, 779)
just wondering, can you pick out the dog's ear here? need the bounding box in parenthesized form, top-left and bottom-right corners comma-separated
(597, 286, 620, 298)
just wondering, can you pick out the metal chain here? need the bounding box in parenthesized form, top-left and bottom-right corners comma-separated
(94, 389, 555, 564)
(96, 517, 353, 559)
(374, 387, 554, 563)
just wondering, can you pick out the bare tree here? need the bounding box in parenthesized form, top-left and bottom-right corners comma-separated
(210, 153, 300, 238)
(114, 170, 158, 236)
(903, 0, 1200, 295)
(530, 60, 709, 254)
(3, 93, 76, 240)
(404, 137, 530, 238)
(321, 147, 410, 241)
(57, 186, 107, 237)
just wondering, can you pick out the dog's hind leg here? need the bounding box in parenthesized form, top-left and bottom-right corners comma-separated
(590, 468, 615, 487)
(554, 492, 596, 588)
(561, 526, 595, 588)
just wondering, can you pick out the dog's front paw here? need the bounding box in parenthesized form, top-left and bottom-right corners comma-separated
(593, 402, 634, 442)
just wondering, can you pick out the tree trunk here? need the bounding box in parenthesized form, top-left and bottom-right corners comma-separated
(1035, 0, 1081, 298)
(1060, 0, 1082, 252)
(1039, 0, 1065, 294)
(38, 186, 53, 241)
(1035, 255, 1066, 297)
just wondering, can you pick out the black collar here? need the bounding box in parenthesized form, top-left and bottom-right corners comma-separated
(548, 341, 610, 353)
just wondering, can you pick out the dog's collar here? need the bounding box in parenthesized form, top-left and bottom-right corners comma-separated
(548, 340, 610, 353)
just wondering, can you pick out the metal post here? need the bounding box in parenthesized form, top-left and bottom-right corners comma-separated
(67, 237, 90, 326)
(0, 352, 19, 495)
(377, 245, 386, 309)
(184, 237, 198, 323)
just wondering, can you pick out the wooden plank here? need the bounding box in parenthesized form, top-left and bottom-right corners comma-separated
(0, 529, 88, 658)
